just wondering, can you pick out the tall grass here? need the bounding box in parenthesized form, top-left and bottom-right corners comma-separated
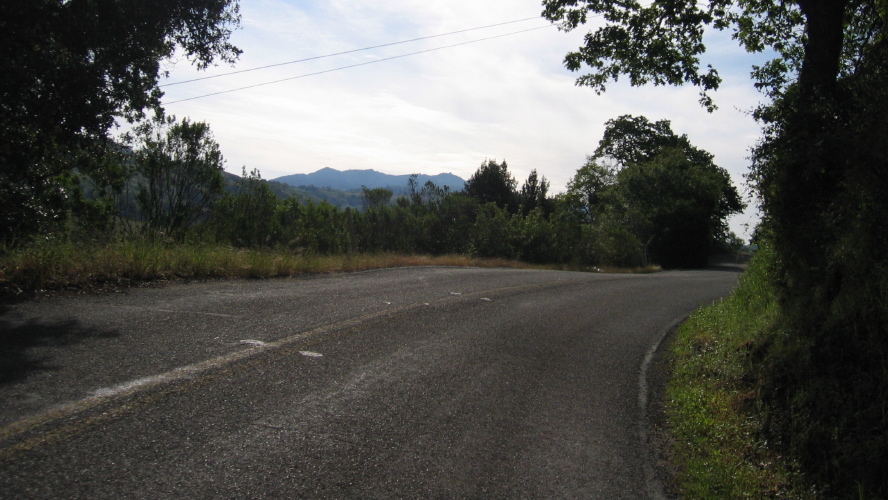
(0, 239, 559, 298)
(665, 249, 811, 498)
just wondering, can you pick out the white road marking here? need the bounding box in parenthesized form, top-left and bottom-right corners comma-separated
(90, 375, 166, 398)
(108, 305, 240, 318)
(153, 308, 239, 318)
(1, 276, 604, 446)
(239, 339, 267, 346)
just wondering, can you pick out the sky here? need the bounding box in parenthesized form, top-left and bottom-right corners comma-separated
(157, 0, 769, 240)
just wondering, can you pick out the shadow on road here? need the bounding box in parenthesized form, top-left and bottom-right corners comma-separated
(0, 311, 119, 385)
(704, 263, 746, 273)
(704, 254, 748, 273)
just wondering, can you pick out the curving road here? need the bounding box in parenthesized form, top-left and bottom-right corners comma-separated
(0, 266, 740, 498)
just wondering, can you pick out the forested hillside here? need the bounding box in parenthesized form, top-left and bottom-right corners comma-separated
(272, 168, 465, 193)
(223, 172, 365, 210)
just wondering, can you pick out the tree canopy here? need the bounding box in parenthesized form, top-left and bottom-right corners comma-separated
(126, 115, 226, 240)
(568, 115, 743, 268)
(519, 169, 550, 215)
(0, 0, 241, 242)
(540, 0, 871, 109)
(361, 186, 394, 210)
(464, 159, 518, 212)
(614, 147, 739, 267)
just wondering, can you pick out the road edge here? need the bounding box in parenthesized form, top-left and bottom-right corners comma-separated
(638, 316, 685, 500)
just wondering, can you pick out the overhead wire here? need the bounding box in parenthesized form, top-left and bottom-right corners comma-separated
(162, 23, 556, 104)
(162, 16, 546, 88)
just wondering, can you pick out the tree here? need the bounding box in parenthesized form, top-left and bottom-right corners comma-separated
(569, 115, 743, 267)
(747, 26, 888, 496)
(540, 0, 865, 268)
(564, 158, 616, 225)
(598, 115, 742, 242)
(212, 168, 281, 247)
(0, 0, 241, 243)
(469, 203, 517, 258)
(127, 115, 226, 239)
(360, 186, 393, 210)
(593, 115, 716, 169)
(464, 159, 518, 213)
(615, 148, 737, 267)
(419, 180, 450, 206)
(519, 169, 551, 215)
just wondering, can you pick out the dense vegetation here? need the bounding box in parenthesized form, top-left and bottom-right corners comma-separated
(0, 0, 241, 243)
(666, 250, 800, 498)
(0, 3, 745, 276)
(1, 39, 745, 281)
(2, 129, 741, 265)
(544, 0, 888, 496)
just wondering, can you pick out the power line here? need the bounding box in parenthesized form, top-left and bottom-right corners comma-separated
(162, 17, 545, 87)
(163, 24, 554, 105)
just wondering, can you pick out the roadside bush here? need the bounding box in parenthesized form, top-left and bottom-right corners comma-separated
(469, 203, 517, 259)
(515, 207, 556, 264)
(212, 168, 281, 247)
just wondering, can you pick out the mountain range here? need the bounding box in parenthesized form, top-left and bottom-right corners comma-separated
(271, 168, 465, 192)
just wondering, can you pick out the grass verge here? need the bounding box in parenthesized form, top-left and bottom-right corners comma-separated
(665, 251, 808, 498)
(0, 240, 649, 299)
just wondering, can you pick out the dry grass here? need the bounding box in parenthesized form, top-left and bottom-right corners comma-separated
(0, 240, 645, 299)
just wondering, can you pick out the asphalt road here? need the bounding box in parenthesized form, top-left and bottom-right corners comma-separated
(0, 266, 740, 499)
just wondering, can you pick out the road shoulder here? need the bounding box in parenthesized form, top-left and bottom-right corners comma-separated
(646, 323, 682, 499)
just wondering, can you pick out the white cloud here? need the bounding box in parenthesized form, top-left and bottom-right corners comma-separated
(159, 0, 768, 239)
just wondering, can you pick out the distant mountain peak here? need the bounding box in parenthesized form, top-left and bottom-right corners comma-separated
(272, 168, 465, 192)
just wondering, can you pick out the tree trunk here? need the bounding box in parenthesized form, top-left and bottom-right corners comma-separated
(797, 0, 849, 101)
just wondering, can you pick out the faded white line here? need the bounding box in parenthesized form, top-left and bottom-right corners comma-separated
(106, 304, 241, 318)
(151, 308, 240, 318)
(1, 275, 620, 446)
(239, 339, 267, 346)
(90, 375, 168, 398)
(0, 305, 415, 444)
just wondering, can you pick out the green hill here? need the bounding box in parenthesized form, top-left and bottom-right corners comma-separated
(223, 172, 364, 209)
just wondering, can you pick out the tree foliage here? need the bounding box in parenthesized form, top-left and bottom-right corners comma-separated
(519, 169, 551, 215)
(748, 28, 888, 497)
(568, 115, 743, 268)
(127, 115, 226, 240)
(212, 168, 281, 247)
(361, 186, 393, 210)
(0, 0, 241, 243)
(564, 158, 616, 226)
(541, 0, 867, 110)
(593, 115, 717, 169)
(616, 148, 740, 267)
(464, 159, 518, 213)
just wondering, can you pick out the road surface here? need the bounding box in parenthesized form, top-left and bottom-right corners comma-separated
(0, 266, 740, 498)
